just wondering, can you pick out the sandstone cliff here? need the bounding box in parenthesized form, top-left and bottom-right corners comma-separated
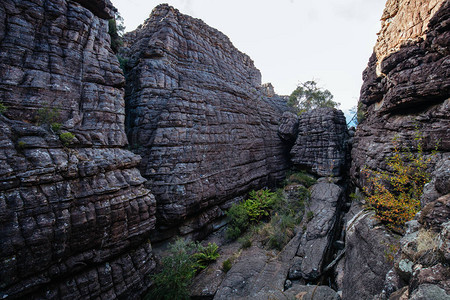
(345, 0, 450, 299)
(121, 4, 289, 240)
(351, 0, 450, 187)
(0, 1, 156, 298)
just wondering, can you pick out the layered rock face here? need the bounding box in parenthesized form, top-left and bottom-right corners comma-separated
(0, 1, 156, 298)
(122, 4, 288, 237)
(351, 0, 450, 187)
(346, 0, 450, 299)
(290, 108, 349, 177)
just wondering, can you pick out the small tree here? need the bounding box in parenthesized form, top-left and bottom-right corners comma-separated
(363, 132, 436, 230)
(288, 81, 339, 114)
(108, 12, 125, 53)
(147, 239, 199, 300)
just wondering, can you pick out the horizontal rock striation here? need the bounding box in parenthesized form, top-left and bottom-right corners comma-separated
(0, 0, 126, 147)
(122, 4, 289, 236)
(0, 1, 156, 299)
(346, 0, 450, 299)
(351, 0, 450, 188)
(290, 108, 349, 177)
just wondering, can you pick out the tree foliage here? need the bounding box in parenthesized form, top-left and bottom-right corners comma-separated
(362, 132, 436, 230)
(108, 12, 125, 53)
(288, 81, 339, 114)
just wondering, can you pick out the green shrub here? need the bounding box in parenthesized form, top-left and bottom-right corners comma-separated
(147, 239, 199, 300)
(51, 122, 61, 132)
(306, 211, 314, 222)
(266, 213, 296, 250)
(226, 203, 249, 240)
(273, 186, 308, 218)
(193, 242, 220, 270)
(226, 189, 276, 240)
(117, 55, 129, 73)
(37, 107, 60, 126)
(0, 102, 7, 114)
(17, 141, 27, 149)
(222, 259, 232, 273)
(238, 236, 252, 249)
(244, 189, 275, 222)
(286, 171, 316, 187)
(363, 133, 435, 229)
(59, 132, 75, 146)
(108, 12, 125, 53)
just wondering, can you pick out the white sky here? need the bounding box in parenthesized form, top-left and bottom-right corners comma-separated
(111, 0, 387, 111)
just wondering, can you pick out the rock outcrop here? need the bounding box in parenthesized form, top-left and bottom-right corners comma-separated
(373, 195, 450, 299)
(341, 202, 400, 300)
(121, 4, 289, 239)
(345, 0, 450, 299)
(351, 0, 450, 187)
(290, 108, 349, 177)
(289, 182, 344, 281)
(0, 1, 156, 298)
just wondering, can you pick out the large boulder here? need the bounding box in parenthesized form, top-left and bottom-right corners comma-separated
(290, 108, 349, 177)
(289, 182, 344, 281)
(121, 4, 289, 237)
(341, 203, 400, 300)
(0, 1, 156, 298)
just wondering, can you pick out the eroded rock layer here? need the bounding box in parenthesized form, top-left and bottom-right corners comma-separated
(351, 0, 450, 187)
(290, 108, 349, 177)
(0, 1, 156, 298)
(346, 0, 450, 299)
(122, 4, 288, 235)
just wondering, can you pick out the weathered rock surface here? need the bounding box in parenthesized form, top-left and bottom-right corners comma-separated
(291, 108, 349, 177)
(373, 195, 450, 299)
(278, 111, 299, 143)
(341, 202, 400, 300)
(346, 1, 450, 298)
(289, 182, 344, 281)
(0, 1, 156, 298)
(211, 226, 340, 300)
(351, 0, 450, 188)
(122, 4, 288, 237)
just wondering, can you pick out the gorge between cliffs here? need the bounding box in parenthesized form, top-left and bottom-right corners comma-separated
(0, 0, 449, 299)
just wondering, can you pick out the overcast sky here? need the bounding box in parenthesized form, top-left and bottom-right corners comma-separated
(111, 0, 387, 111)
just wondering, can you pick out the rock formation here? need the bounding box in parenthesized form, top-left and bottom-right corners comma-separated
(351, 0, 450, 187)
(121, 4, 289, 239)
(341, 202, 400, 300)
(289, 182, 344, 281)
(345, 0, 450, 299)
(0, 1, 156, 298)
(288, 108, 349, 177)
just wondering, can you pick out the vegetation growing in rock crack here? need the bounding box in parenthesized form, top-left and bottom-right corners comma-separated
(288, 80, 340, 114)
(59, 132, 75, 146)
(36, 107, 61, 128)
(0, 102, 7, 114)
(226, 173, 311, 250)
(284, 170, 317, 188)
(222, 258, 232, 273)
(193, 242, 220, 270)
(362, 131, 437, 230)
(147, 239, 219, 300)
(226, 189, 276, 240)
(108, 11, 125, 54)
